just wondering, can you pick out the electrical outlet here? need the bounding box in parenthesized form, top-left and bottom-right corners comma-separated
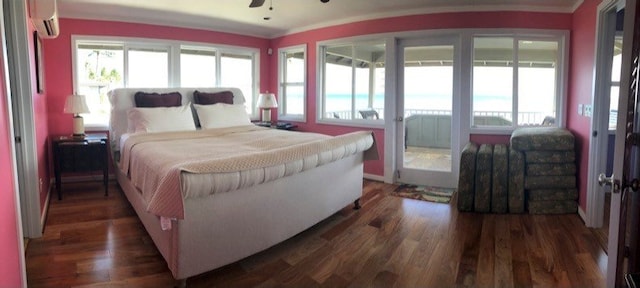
(584, 104, 593, 117)
(578, 104, 583, 115)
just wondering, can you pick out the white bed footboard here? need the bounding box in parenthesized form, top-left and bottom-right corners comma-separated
(117, 153, 364, 280)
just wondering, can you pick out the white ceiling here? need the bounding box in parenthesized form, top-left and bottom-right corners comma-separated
(56, 0, 583, 39)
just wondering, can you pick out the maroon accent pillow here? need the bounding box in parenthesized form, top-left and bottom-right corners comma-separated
(134, 91, 182, 107)
(193, 90, 234, 105)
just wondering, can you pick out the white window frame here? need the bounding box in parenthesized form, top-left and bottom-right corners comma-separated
(317, 37, 386, 128)
(278, 44, 307, 122)
(313, 29, 567, 133)
(218, 49, 261, 117)
(469, 30, 569, 134)
(72, 35, 260, 130)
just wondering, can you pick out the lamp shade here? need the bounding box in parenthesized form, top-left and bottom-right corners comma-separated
(257, 93, 278, 109)
(63, 94, 90, 114)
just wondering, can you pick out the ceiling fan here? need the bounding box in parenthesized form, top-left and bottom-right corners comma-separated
(249, 0, 329, 8)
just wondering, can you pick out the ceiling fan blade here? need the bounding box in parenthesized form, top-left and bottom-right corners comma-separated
(249, 0, 265, 8)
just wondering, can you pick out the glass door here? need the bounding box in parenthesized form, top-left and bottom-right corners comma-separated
(396, 37, 460, 188)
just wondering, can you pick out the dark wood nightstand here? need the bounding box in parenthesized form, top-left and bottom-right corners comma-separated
(52, 132, 109, 200)
(254, 121, 298, 130)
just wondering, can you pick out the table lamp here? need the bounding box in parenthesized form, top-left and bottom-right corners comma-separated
(257, 92, 278, 124)
(63, 94, 90, 137)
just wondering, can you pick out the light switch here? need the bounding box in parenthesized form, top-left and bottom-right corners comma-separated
(578, 104, 583, 115)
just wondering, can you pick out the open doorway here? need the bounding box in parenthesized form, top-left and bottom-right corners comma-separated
(593, 32, 623, 253)
(395, 36, 461, 188)
(586, 0, 624, 252)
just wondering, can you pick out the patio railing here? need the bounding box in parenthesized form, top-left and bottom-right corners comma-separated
(325, 108, 551, 126)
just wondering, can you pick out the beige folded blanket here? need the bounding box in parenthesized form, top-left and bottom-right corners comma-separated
(119, 125, 377, 219)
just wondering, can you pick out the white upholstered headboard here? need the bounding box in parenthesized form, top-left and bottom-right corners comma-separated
(108, 87, 246, 152)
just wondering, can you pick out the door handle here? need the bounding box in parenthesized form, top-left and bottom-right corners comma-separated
(396, 116, 403, 122)
(599, 173, 621, 193)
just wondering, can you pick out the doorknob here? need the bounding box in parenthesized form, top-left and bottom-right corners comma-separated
(598, 173, 621, 193)
(396, 116, 403, 122)
(598, 173, 614, 186)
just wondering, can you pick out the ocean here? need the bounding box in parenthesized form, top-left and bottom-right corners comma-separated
(325, 94, 508, 113)
(285, 93, 553, 116)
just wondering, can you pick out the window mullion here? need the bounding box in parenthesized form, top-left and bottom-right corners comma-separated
(368, 62, 375, 109)
(123, 44, 130, 87)
(321, 47, 327, 120)
(215, 50, 222, 87)
(351, 45, 356, 120)
(281, 53, 287, 114)
(169, 44, 180, 87)
(513, 38, 519, 127)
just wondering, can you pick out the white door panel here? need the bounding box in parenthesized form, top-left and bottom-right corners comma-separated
(605, 0, 638, 286)
(396, 36, 461, 188)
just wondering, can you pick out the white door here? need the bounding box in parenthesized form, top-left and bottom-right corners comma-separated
(604, 0, 638, 286)
(396, 36, 461, 188)
(587, 0, 624, 229)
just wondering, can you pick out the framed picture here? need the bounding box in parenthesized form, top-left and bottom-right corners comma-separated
(33, 31, 44, 93)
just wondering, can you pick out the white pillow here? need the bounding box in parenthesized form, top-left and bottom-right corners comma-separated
(127, 105, 196, 133)
(194, 103, 251, 129)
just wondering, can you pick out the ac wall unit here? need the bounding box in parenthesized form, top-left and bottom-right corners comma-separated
(29, 0, 59, 39)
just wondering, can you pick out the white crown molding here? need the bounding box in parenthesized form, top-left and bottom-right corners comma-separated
(60, 3, 579, 39)
(275, 4, 576, 38)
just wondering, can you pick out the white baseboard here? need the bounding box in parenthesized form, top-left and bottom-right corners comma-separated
(40, 179, 52, 232)
(363, 173, 385, 182)
(578, 206, 587, 223)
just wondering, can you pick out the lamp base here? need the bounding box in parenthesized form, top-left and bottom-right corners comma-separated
(72, 115, 85, 137)
(262, 108, 272, 124)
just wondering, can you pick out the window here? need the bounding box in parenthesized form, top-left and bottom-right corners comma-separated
(319, 41, 385, 122)
(472, 36, 562, 128)
(75, 43, 124, 126)
(127, 46, 169, 88)
(609, 35, 623, 130)
(180, 47, 216, 87)
(278, 45, 306, 121)
(220, 53, 255, 114)
(73, 36, 259, 128)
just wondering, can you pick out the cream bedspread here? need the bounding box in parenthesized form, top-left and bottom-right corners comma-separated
(119, 125, 377, 219)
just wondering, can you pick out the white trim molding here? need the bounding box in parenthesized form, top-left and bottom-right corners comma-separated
(5, 0, 42, 239)
(363, 173, 385, 182)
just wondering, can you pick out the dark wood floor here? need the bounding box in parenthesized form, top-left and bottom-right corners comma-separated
(26, 180, 607, 287)
(591, 192, 611, 254)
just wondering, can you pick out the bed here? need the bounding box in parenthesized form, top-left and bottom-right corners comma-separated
(107, 87, 377, 285)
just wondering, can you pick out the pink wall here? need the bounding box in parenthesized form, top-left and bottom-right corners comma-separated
(469, 134, 511, 145)
(45, 18, 270, 137)
(568, 0, 600, 211)
(270, 11, 573, 176)
(0, 34, 24, 288)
